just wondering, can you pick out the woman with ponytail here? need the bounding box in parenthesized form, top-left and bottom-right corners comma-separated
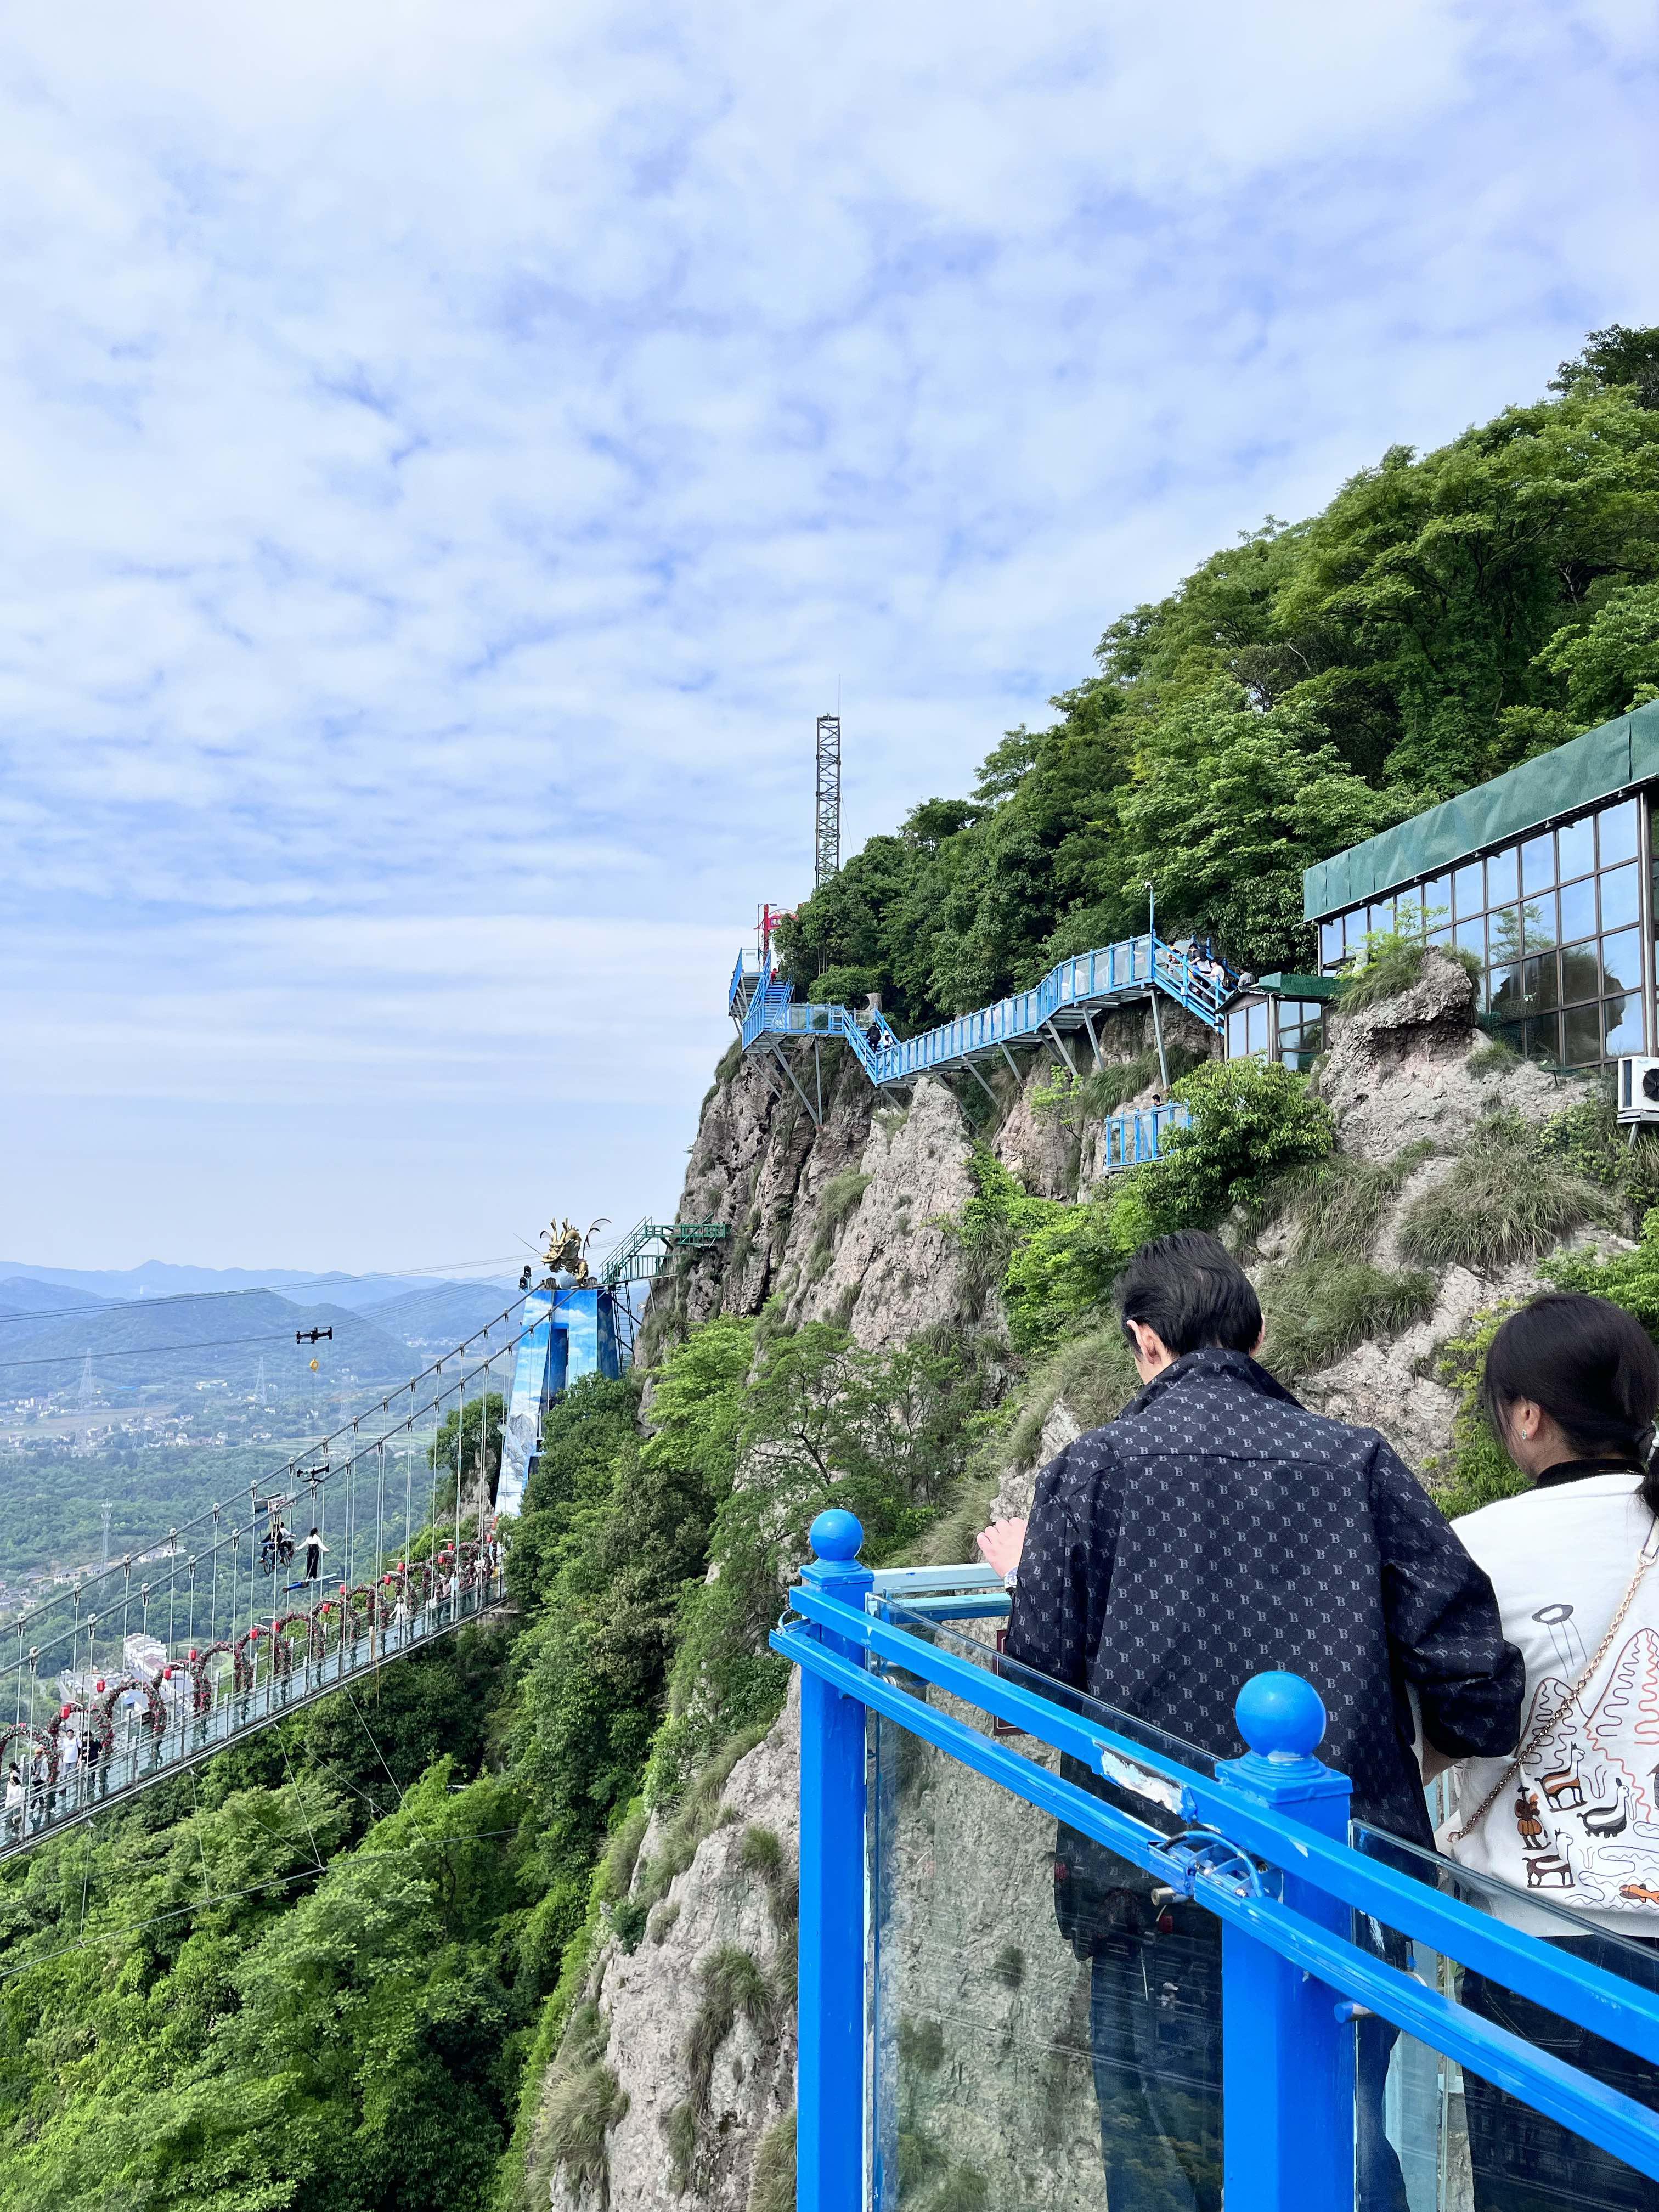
(1449, 1291, 1659, 2209)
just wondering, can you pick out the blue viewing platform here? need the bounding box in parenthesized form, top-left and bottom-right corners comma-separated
(776, 1514, 1659, 2212)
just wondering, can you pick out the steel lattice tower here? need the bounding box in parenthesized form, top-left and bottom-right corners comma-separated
(814, 713, 841, 889)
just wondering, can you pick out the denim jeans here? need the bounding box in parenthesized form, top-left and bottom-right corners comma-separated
(1462, 1932, 1659, 2212)
(1088, 1905, 1409, 2212)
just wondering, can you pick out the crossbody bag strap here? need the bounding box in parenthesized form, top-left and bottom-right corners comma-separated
(1448, 1516, 1659, 1847)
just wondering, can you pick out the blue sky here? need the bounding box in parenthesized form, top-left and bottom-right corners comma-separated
(1, 0, 1655, 1272)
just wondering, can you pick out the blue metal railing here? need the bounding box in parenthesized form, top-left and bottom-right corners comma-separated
(730, 932, 1231, 1087)
(775, 1514, 1659, 2211)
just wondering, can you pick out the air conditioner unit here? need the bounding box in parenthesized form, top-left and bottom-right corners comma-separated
(1617, 1057, 1659, 1125)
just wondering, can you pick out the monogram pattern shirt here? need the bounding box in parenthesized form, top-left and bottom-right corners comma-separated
(1004, 1347, 1524, 1843)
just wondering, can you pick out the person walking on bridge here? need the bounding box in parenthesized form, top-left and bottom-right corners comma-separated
(978, 1230, 1523, 2212)
(300, 1527, 327, 1583)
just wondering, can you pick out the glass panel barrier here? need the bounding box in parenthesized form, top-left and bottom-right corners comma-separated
(868, 1606, 1227, 2212)
(1352, 1822, 1659, 2212)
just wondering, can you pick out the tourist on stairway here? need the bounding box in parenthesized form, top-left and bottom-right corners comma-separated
(1444, 1293, 1659, 2212)
(977, 1230, 1523, 2212)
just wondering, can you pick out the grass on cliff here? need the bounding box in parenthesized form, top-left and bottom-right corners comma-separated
(1257, 1260, 1437, 1379)
(1244, 1142, 1436, 1262)
(747, 2115, 797, 2212)
(527, 2003, 629, 2211)
(1396, 1110, 1614, 1272)
(1335, 928, 1481, 1012)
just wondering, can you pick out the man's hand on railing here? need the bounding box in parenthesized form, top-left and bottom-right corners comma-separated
(976, 1517, 1026, 1585)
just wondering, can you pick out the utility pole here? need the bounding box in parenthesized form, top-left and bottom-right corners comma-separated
(78, 1350, 94, 1412)
(815, 714, 841, 890)
(100, 1499, 113, 1573)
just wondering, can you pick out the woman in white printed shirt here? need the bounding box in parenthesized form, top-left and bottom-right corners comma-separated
(1449, 1293, 1659, 2212)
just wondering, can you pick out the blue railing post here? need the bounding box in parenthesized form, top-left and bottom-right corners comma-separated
(1219, 1672, 1355, 2212)
(797, 1509, 873, 2212)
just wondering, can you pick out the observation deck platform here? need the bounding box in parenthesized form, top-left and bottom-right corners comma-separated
(779, 1514, 1659, 2212)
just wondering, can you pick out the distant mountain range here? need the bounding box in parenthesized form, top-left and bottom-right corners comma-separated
(0, 1265, 524, 1403)
(0, 1260, 516, 1310)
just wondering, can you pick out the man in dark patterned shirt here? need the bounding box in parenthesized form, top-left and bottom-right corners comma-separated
(980, 1231, 1523, 2212)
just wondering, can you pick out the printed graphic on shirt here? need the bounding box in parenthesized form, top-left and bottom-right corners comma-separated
(1511, 1624, 1659, 1906)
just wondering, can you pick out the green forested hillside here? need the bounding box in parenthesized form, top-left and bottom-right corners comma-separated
(781, 326, 1659, 1012)
(0, 1321, 977, 2211)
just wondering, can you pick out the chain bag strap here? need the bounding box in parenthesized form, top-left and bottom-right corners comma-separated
(1447, 1516, 1659, 1848)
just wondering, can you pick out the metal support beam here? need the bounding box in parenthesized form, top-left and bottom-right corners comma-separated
(998, 1042, 1022, 1084)
(1149, 990, 1170, 1091)
(1043, 1019, 1076, 1076)
(1079, 1009, 1104, 1072)
(964, 1059, 998, 1109)
(772, 1045, 822, 1126)
(814, 1039, 823, 1124)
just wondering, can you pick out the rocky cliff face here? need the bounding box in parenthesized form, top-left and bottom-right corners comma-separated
(539, 969, 1607, 2211)
(556, 1702, 803, 2212)
(1294, 950, 1603, 1463)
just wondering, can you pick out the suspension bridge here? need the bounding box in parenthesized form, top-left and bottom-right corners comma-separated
(0, 1295, 537, 1861)
(0, 1220, 742, 1860)
(730, 928, 1236, 1159)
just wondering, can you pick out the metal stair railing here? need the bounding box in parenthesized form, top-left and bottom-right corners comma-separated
(737, 931, 1233, 1092)
(600, 1220, 731, 1289)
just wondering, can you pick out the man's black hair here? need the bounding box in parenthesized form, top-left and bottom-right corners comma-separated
(1116, 1231, 1262, 1358)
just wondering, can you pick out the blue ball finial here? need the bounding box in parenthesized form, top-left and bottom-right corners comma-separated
(1235, 1671, 1327, 1760)
(809, 1509, 864, 1562)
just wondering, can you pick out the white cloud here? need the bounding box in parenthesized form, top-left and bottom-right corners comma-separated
(0, 0, 1654, 1264)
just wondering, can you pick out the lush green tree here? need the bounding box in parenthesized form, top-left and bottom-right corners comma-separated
(1106, 683, 1417, 970)
(1534, 582, 1659, 723)
(1276, 386, 1659, 794)
(1138, 1059, 1336, 1233)
(1550, 323, 1659, 410)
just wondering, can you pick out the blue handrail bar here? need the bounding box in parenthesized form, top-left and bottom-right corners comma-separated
(775, 1526, 1659, 2211)
(786, 1577, 1659, 2066)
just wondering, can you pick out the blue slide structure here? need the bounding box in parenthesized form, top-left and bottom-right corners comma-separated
(495, 1283, 622, 1515)
(730, 930, 1234, 1161)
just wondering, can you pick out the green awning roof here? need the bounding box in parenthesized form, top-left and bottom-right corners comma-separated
(1255, 973, 1342, 999)
(1302, 699, 1659, 921)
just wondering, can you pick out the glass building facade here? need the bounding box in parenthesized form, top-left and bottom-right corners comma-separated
(1226, 993, 1331, 1071)
(1312, 793, 1650, 1068)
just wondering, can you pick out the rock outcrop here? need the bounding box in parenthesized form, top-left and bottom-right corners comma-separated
(1317, 949, 1572, 1157)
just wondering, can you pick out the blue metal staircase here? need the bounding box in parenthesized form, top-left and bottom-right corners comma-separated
(730, 933, 1230, 1153)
